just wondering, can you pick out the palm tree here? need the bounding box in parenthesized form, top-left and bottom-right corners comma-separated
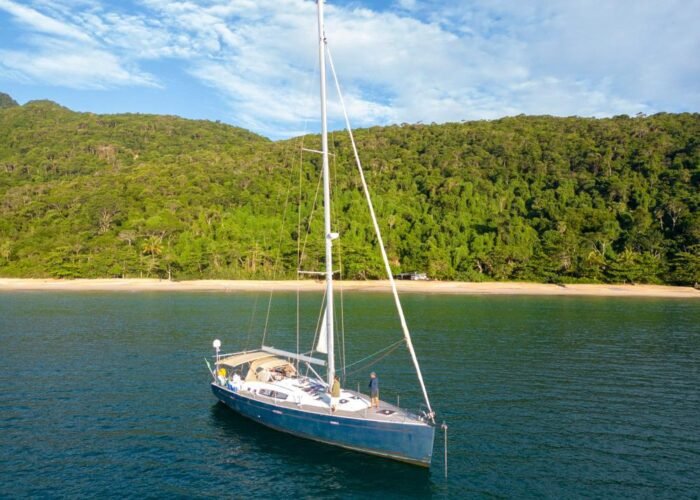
(142, 236, 163, 275)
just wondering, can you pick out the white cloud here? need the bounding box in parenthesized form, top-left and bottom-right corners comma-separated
(0, 0, 697, 137)
(150, 0, 698, 136)
(0, 0, 158, 89)
(419, 0, 700, 115)
(395, 0, 418, 12)
(0, 36, 158, 89)
(0, 0, 91, 41)
(519, 0, 700, 112)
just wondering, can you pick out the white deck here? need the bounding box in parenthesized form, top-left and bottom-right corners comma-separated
(214, 350, 428, 425)
(216, 376, 426, 425)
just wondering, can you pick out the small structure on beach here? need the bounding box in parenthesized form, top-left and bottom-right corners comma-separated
(396, 272, 429, 281)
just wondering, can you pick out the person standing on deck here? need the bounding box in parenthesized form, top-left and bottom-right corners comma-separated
(331, 375, 341, 413)
(369, 372, 379, 409)
(217, 367, 227, 386)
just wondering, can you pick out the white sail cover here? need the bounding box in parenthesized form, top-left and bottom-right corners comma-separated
(315, 308, 327, 354)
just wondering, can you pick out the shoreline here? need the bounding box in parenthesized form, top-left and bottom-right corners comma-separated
(0, 278, 697, 298)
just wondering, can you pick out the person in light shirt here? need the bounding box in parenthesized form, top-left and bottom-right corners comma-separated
(368, 372, 379, 409)
(330, 375, 341, 412)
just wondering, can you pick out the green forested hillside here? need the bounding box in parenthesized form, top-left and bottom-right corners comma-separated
(0, 95, 698, 284)
(0, 92, 18, 109)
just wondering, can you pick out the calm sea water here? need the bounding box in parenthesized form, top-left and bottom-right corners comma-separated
(1, 291, 698, 498)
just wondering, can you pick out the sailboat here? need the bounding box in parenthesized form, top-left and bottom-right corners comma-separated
(208, 0, 436, 467)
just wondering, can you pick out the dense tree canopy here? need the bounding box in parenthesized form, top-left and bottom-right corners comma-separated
(0, 95, 698, 284)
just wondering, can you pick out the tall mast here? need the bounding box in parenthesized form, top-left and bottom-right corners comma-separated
(317, 0, 335, 387)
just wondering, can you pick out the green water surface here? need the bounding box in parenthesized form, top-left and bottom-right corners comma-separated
(1, 291, 698, 497)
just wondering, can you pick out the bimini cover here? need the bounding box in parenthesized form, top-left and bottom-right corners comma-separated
(217, 351, 272, 370)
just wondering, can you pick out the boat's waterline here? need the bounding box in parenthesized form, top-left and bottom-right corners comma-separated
(211, 383, 435, 467)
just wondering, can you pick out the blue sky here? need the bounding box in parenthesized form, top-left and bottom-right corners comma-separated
(1, 0, 698, 139)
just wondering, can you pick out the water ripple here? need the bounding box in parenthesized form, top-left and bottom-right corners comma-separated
(0, 292, 698, 498)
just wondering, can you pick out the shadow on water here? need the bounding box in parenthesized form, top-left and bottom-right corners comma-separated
(208, 403, 435, 497)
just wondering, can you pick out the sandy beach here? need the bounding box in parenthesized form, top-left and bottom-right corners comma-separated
(0, 278, 697, 298)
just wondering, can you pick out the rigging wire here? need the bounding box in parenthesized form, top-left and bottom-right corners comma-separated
(328, 128, 347, 381)
(296, 115, 307, 366)
(244, 291, 260, 351)
(341, 338, 406, 377)
(261, 148, 298, 347)
(296, 286, 300, 370)
(295, 162, 324, 363)
(292, 50, 338, 371)
(298, 166, 324, 270)
(309, 285, 328, 353)
(326, 43, 434, 418)
(261, 44, 319, 349)
(294, 68, 318, 361)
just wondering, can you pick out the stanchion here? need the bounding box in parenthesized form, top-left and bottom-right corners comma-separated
(441, 421, 448, 478)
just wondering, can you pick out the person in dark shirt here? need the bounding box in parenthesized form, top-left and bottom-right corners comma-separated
(368, 371, 379, 409)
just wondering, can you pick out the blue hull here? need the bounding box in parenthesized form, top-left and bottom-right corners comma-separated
(211, 384, 434, 466)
